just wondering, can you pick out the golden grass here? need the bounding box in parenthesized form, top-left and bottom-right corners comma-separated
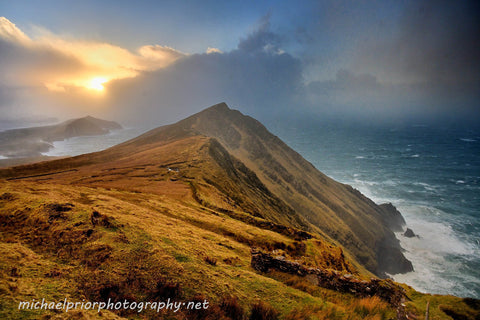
(0, 181, 331, 319)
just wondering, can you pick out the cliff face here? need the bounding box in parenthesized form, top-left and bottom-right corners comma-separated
(0, 103, 411, 276)
(98, 103, 412, 276)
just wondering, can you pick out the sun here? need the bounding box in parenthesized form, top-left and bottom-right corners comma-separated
(87, 77, 108, 91)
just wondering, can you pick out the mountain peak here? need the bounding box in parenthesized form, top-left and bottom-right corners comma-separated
(185, 102, 241, 124)
(205, 102, 229, 112)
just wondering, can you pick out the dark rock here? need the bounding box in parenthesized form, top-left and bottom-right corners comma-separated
(376, 235, 414, 275)
(378, 203, 406, 232)
(403, 228, 416, 238)
(45, 203, 74, 222)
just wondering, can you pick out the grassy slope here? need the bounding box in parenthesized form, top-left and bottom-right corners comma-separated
(1, 183, 476, 319)
(0, 180, 395, 319)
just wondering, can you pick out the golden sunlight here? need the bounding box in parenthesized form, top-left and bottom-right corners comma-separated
(87, 77, 108, 91)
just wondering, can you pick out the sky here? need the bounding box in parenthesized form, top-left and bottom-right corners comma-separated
(0, 0, 479, 128)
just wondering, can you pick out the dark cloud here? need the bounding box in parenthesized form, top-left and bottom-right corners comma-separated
(105, 2, 479, 127)
(309, 70, 380, 93)
(306, 70, 398, 117)
(296, 1, 480, 122)
(107, 19, 303, 126)
(237, 14, 283, 54)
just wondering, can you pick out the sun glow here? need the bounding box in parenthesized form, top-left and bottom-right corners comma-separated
(87, 77, 108, 91)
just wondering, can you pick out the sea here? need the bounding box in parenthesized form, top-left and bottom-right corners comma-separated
(12, 116, 480, 299)
(267, 117, 480, 299)
(41, 127, 147, 158)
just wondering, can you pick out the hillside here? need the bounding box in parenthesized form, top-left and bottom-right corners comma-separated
(0, 116, 122, 158)
(124, 103, 413, 276)
(0, 103, 478, 319)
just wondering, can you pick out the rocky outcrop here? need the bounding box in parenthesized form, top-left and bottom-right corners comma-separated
(376, 235, 414, 275)
(378, 203, 406, 232)
(251, 249, 406, 307)
(403, 228, 416, 238)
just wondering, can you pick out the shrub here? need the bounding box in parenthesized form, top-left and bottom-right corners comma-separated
(152, 278, 182, 299)
(284, 308, 315, 320)
(439, 305, 470, 320)
(249, 301, 278, 320)
(220, 295, 244, 320)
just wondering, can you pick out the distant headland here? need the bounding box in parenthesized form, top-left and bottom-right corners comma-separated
(0, 116, 122, 165)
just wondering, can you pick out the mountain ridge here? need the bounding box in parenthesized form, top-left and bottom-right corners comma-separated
(121, 102, 412, 276)
(0, 103, 411, 276)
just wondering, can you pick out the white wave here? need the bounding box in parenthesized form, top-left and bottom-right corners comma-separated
(346, 176, 480, 297)
(392, 204, 479, 296)
(398, 207, 475, 255)
(348, 179, 402, 204)
(460, 138, 476, 142)
(413, 182, 437, 192)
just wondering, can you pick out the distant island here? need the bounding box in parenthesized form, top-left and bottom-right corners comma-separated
(0, 116, 122, 161)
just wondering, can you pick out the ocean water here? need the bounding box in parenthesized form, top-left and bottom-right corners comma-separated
(267, 118, 480, 299)
(42, 127, 146, 157)
(31, 118, 480, 298)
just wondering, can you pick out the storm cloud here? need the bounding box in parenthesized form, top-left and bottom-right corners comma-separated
(106, 19, 303, 125)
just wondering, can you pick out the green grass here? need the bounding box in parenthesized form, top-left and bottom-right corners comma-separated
(173, 253, 190, 263)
